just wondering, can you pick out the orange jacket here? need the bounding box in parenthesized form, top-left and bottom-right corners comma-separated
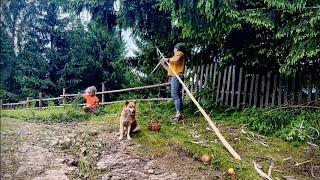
(84, 94, 99, 107)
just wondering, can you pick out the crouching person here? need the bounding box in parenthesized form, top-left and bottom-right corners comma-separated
(83, 86, 99, 113)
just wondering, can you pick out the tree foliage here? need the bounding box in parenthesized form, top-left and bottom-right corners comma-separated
(1, 0, 319, 102)
(1, 0, 125, 101)
(158, 0, 320, 74)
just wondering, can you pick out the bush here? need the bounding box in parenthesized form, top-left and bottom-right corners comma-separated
(214, 107, 320, 144)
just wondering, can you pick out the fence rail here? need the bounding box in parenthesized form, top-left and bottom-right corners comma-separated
(1, 83, 170, 110)
(185, 62, 320, 108)
(2, 63, 319, 110)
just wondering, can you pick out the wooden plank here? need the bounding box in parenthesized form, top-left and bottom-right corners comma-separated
(284, 76, 288, 105)
(0, 99, 2, 111)
(220, 68, 228, 106)
(278, 76, 283, 106)
(26, 97, 30, 109)
(209, 63, 214, 84)
(195, 65, 201, 93)
(62, 88, 66, 105)
(248, 75, 255, 107)
(230, 66, 236, 107)
(215, 71, 222, 104)
(190, 66, 195, 93)
(265, 72, 271, 108)
(242, 75, 248, 108)
(199, 65, 204, 91)
(236, 68, 243, 108)
(101, 83, 105, 103)
(3, 102, 26, 106)
(307, 87, 312, 102)
(271, 75, 277, 107)
(204, 64, 209, 87)
(260, 75, 265, 108)
(101, 98, 172, 105)
(165, 62, 242, 160)
(97, 83, 170, 94)
(39, 92, 43, 109)
(307, 74, 312, 103)
(225, 66, 232, 106)
(212, 63, 218, 91)
(253, 74, 259, 107)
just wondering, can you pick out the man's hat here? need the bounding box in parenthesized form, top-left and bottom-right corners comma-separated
(174, 43, 183, 51)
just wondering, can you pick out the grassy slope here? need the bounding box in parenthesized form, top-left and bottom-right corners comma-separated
(2, 102, 319, 179)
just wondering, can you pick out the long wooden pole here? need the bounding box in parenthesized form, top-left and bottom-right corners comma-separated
(158, 50, 241, 160)
(151, 46, 168, 74)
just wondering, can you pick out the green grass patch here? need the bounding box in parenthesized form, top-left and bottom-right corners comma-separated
(1, 102, 319, 179)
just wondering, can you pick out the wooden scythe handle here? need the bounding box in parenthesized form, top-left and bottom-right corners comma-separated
(165, 61, 242, 160)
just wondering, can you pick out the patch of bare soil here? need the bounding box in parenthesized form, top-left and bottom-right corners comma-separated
(1, 119, 220, 179)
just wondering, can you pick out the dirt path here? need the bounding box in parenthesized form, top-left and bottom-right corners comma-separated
(1, 118, 219, 180)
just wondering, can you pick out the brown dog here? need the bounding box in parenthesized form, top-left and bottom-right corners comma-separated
(118, 100, 140, 140)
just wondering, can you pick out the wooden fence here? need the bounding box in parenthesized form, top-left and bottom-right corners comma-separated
(185, 63, 320, 108)
(1, 83, 171, 110)
(2, 63, 320, 110)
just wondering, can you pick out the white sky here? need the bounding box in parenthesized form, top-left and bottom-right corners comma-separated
(79, 6, 138, 57)
(121, 29, 139, 57)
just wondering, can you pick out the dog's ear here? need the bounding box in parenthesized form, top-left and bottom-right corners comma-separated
(132, 100, 136, 104)
(125, 100, 129, 106)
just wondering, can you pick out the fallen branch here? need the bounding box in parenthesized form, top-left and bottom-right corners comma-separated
(283, 176, 295, 180)
(294, 159, 312, 166)
(268, 162, 274, 177)
(282, 157, 292, 162)
(253, 161, 272, 180)
(246, 137, 254, 142)
(189, 141, 209, 147)
(259, 141, 269, 147)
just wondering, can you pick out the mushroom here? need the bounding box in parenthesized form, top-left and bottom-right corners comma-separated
(201, 154, 212, 165)
(227, 168, 236, 180)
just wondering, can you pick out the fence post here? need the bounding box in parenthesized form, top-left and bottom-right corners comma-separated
(230, 66, 236, 107)
(225, 66, 232, 106)
(248, 75, 255, 107)
(62, 88, 66, 105)
(39, 92, 43, 109)
(0, 99, 2, 111)
(204, 64, 209, 87)
(265, 72, 271, 108)
(101, 83, 105, 104)
(253, 74, 259, 107)
(260, 75, 265, 108)
(215, 71, 222, 104)
(26, 97, 30, 109)
(242, 76, 248, 108)
(220, 68, 228, 106)
(236, 68, 243, 108)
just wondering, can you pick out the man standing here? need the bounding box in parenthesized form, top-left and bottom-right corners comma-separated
(162, 43, 185, 121)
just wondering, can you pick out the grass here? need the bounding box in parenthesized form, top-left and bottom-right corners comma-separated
(1, 102, 319, 179)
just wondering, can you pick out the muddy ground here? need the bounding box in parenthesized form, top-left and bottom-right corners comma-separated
(0, 118, 221, 180)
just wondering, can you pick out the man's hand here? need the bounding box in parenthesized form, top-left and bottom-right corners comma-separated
(161, 58, 169, 63)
